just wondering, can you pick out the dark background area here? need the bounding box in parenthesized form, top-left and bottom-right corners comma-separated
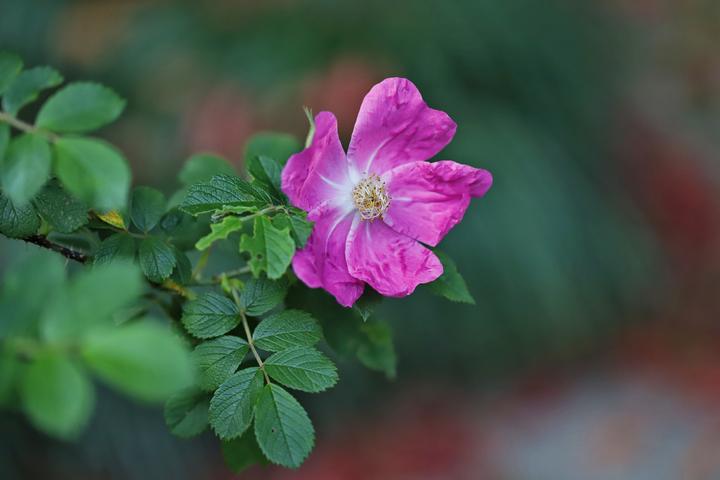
(1, 0, 720, 478)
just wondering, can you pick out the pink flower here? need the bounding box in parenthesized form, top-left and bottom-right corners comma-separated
(281, 78, 492, 307)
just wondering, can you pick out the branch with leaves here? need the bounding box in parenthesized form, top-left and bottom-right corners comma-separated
(0, 52, 475, 472)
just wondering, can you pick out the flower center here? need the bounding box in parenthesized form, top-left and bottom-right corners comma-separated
(351, 174, 390, 221)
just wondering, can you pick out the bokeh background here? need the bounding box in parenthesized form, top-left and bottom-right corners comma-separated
(2, 0, 720, 478)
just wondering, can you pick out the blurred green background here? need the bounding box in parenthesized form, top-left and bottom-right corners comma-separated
(2, 0, 720, 478)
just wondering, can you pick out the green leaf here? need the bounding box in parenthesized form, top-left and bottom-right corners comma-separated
(429, 251, 476, 304)
(0, 349, 19, 406)
(81, 321, 194, 402)
(20, 353, 94, 439)
(0, 249, 66, 338)
(192, 336, 249, 391)
(272, 209, 312, 248)
(320, 312, 397, 380)
(138, 236, 176, 282)
(0, 190, 39, 237)
(239, 216, 295, 280)
(265, 347, 338, 393)
(239, 277, 287, 316)
(33, 180, 88, 233)
(93, 233, 136, 266)
(247, 155, 283, 199)
(180, 174, 270, 216)
(222, 430, 269, 473)
(0, 52, 22, 94)
(164, 387, 209, 438)
(0, 124, 9, 162)
(182, 292, 240, 339)
(0, 134, 51, 206)
(356, 321, 397, 380)
(130, 186, 166, 233)
(41, 261, 142, 342)
(352, 290, 383, 322)
(253, 310, 322, 352)
(244, 132, 300, 167)
(35, 82, 125, 133)
(254, 384, 314, 468)
(171, 247, 192, 285)
(195, 215, 244, 251)
(2, 66, 62, 115)
(53, 137, 130, 212)
(178, 153, 235, 185)
(209, 367, 264, 439)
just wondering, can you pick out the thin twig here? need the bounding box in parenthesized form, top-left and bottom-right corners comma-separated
(231, 287, 270, 384)
(0, 111, 59, 142)
(20, 235, 88, 263)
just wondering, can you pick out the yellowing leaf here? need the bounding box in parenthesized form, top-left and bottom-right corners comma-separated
(96, 210, 126, 230)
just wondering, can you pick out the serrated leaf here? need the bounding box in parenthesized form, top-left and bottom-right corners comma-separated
(171, 247, 192, 285)
(195, 215, 244, 251)
(192, 336, 249, 391)
(254, 384, 314, 468)
(138, 236, 176, 282)
(253, 310, 322, 352)
(264, 347, 337, 393)
(33, 180, 88, 233)
(178, 153, 235, 185)
(96, 210, 126, 229)
(0, 190, 39, 238)
(182, 292, 240, 339)
(160, 208, 207, 250)
(36, 82, 125, 133)
(0, 52, 22, 94)
(180, 174, 270, 216)
(164, 387, 209, 438)
(239, 277, 287, 316)
(247, 155, 283, 200)
(209, 367, 265, 439)
(2, 66, 62, 115)
(244, 132, 300, 167)
(20, 353, 94, 440)
(93, 233, 136, 266)
(272, 209, 312, 248)
(130, 186, 166, 232)
(240, 216, 294, 279)
(222, 430, 269, 473)
(0, 134, 51, 206)
(53, 137, 130, 212)
(40, 261, 142, 342)
(429, 251, 476, 304)
(81, 321, 194, 402)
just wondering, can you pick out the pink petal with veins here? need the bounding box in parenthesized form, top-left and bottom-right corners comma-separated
(346, 78, 456, 175)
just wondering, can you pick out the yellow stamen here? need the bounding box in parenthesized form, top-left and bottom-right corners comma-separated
(352, 174, 390, 220)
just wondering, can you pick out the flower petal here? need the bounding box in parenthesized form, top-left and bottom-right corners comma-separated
(346, 218, 443, 297)
(382, 160, 493, 246)
(291, 204, 364, 307)
(346, 78, 457, 176)
(281, 111, 353, 212)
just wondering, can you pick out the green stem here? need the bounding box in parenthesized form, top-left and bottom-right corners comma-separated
(231, 287, 270, 384)
(192, 245, 213, 280)
(0, 111, 58, 142)
(212, 205, 286, 223)
(191, 265, 252, 286)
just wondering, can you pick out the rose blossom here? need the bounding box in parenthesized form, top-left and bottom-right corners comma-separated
(282, 78, 492, 307)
